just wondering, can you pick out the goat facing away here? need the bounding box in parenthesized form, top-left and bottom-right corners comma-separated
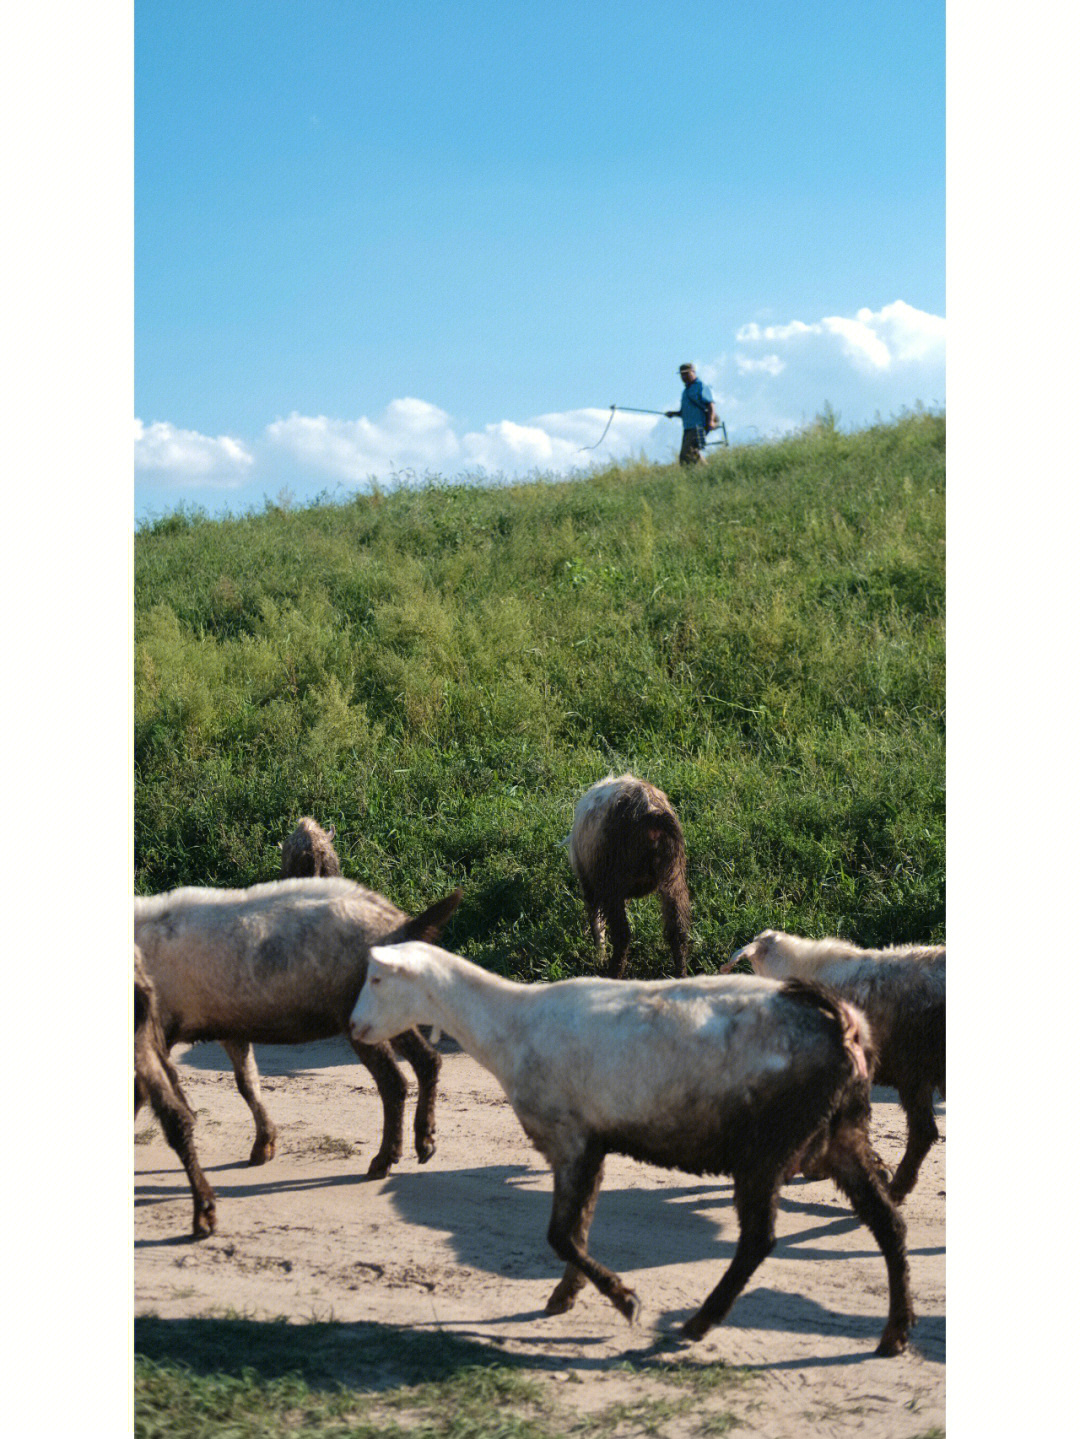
(135, 878, 461, 1179)
(279, 816, 342, 878)
(566, 773, 691, 978)
(135, 944, 216, 1238)
(722, 930, 945, 1201)
(350, 941, 913, 1356)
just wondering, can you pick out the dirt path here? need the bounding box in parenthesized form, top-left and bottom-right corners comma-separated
(135, 1037, 944, 1436)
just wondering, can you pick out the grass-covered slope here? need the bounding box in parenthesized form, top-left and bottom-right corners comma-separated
(135, 412, 944, 977)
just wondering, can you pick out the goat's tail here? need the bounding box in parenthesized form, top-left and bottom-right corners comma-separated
(641, 804, 685, 874)
(779, 978, 875, 1086)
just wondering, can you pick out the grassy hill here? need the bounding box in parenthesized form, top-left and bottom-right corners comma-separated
(135, 411, 945, 978)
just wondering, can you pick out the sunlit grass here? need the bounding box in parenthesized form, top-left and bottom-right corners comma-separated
(136, 412, 944, 974)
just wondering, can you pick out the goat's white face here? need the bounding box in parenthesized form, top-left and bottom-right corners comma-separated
(349, 948, 415, 1045)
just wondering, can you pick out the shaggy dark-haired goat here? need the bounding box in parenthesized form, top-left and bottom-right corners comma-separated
(135, 944, 216, 1237)
(135, 878, 461, 1179)
(566, 774, 690, 977)
(351, 942, 913, 1357)
(723, 930, 945, 1201)
(279, 816, 342, 878)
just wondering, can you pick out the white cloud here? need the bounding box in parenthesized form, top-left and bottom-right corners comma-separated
(134, 418, 254, 484)
(735, 300, 944, 377)
(265, 399, 462, 480)
(735, 353, 786, 376)
(866, 299, 947, 362)
(135, 298, 945, 514)
(721, 299, 945, 436)
(265, 401, 660, 482)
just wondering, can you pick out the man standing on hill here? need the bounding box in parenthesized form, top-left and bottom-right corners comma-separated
(666, 363, 719, 466)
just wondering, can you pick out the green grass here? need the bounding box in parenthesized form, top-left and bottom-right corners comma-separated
(134, 1315, 749, 1439)
(135, 412, 944, 976)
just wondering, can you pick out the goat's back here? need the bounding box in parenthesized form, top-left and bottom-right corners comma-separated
(134, 878, 411, 1044)
(505, 975, 865, 1171)
(568, 773, 685, 887)
(753, 940, 945, 1095)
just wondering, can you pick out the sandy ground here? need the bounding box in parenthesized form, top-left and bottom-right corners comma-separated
(135, 1036, 944, 1437)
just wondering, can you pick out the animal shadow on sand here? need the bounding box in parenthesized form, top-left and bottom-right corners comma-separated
(177, 1036, 361, 1075)
(134, 1313, 589, 1393)
(650, 1286, 944, 1366)
(383, 1164, 939, 1271)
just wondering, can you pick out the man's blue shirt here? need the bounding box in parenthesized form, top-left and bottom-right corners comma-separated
(679, 378, 713, 431)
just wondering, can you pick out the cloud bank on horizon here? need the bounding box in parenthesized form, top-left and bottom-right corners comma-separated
(135, 300, 944, 507)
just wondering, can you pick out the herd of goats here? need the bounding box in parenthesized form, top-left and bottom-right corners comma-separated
(134, 773, 945, 1358)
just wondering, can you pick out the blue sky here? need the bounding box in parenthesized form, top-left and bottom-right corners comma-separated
(135, 0, 945, 516)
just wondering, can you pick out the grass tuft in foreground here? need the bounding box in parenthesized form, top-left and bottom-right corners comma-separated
(135, 1315, 750, 1439)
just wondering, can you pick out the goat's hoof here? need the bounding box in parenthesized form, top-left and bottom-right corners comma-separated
(366, 1152, 398, 1180)
(614, 1290, 641, 1325)
(416, 1137, 436, 1164)
(545, 1285, 578, 1316)
(248, 1139, 275, 1165)
(681, 1312, 711, 1342)
(192, 1211, 215, 1239)
(874, 1327, 909, 1358)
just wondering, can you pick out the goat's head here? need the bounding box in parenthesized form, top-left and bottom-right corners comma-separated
(719, 929, 782, 974)
(350, 942, 431, 1045)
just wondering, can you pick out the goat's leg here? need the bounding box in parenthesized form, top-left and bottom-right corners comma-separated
(138, 1043, 216, 1237)
(545, 1151, 606, 1315)
(221, 1039, 277, 1165)
(682, 1169, 778, 1340)
(390, 1027, 441, 1163)
(824, 1126, 913, 1356)
(889, 1080, 939, 1203)
(658, 885, 690, 977)
(580, 879, 606, 962)
(603, 897, 632, 979)
(349, 1037, 408, 1178)
(546, 1147, 639, 1322)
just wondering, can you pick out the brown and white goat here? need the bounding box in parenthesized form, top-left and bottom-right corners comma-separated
(135, 944, 216, 1238)
(723, 930, 945, 1201)
(352, 943, 913, 1357)
(135, 878, 461, 1178)
(279, 816, 342, 878)
(566, 774, 691, 977)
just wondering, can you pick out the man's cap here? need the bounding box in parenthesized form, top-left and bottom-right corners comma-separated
(679, 363, 695, 373)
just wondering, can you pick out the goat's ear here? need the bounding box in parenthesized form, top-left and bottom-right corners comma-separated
(404, 888, 464, 942)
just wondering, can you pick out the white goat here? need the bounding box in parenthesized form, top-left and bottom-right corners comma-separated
(350, 941, 913, 1356)
(722, 930, 945, 1201)
(135, 877, 460, 1178)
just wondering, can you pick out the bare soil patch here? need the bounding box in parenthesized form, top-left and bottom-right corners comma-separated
(136, 1037, 944, 1437)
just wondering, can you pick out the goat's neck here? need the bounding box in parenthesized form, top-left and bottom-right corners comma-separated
(419, 952, 524, 1087)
